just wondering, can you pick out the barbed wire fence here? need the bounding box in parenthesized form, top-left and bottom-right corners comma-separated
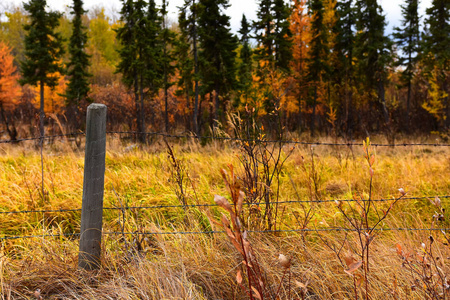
(2, 196, 450, 242)
(2, 130, 450, 147)
(1, 108, 450, 260)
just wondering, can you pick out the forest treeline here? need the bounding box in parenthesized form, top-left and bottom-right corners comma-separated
(0, 0, 448, 141)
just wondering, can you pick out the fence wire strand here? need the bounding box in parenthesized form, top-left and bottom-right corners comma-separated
(106, 130, 450, 147)
(0, 132, 86, 144)
(2, 130, 449, 242)
(2, 195, 449, 215)
(2, 228, 449, 242)
(2, 131, 450, 147)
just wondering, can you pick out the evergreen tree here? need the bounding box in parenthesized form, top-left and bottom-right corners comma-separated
(422, 0, 449, 127)
(333, 0, 355, 135)
(146, 0, 164, 101)
(65, 0, 92, 127)
(198, 0, 237, 125)
(253, 0, 292, 117)
(20, 0, 65, 139)
(307, 0, 329, 136)
(393, 0, 420, 128)
(354, 0, 392, 125)
(236, 14, 253, 106)
(116, 0, 141, 140)
(177, 0, 200, 134)
(161, 0, 176, 132)
(116, 0, 162, 142)
(174, 7, 194, 130)
(254, 0, 274, 66)
(254, 0, 293, 71)
(273, 0, 293, 71)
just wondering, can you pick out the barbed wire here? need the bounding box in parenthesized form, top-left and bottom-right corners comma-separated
(2, 130, 449, 242)
(106, 130, 450, 147)
(0, 208, 82, 214)
(2, 227, 449, 241)
(1, 195, 448, 215)
(0, 132, 85, 144)
(0, 232, 80, 241)
(1, 130, 449, 147)
(104, 227, 450, 235)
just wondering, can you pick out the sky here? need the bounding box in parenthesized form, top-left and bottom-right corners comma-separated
(4, 0, 432, 35)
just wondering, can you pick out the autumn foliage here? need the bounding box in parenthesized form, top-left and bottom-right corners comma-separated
(0, 42, 21, 112)
(0, 0, 448, 139)
(0, 42, 21, 140)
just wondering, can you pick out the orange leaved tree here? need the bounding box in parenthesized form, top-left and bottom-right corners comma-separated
(0, 42, 21, 141)
(289, 0, 310, 130)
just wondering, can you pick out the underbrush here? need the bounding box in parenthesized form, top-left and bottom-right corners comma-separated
(1, 135, 449, 299)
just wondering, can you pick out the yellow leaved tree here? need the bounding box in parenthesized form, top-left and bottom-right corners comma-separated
(422, 67, 448, 127)
(31, 71, 67, 115)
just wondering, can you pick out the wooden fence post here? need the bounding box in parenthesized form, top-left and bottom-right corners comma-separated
(78, 103, 107, 270)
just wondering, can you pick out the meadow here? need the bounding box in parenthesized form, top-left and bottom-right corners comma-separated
(1, 134, 449, 299)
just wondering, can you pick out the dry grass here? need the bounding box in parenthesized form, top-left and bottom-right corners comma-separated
(1, 135, 449, 299)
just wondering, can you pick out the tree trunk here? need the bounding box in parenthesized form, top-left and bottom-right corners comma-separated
(444, 74, 449, 129)
(163, 12, 169, 133)
(0, 103, 18, 142)
(133, 72, 141, 143)
(40, 80, 45, 140)
(297, 94, 302, 132)
(406, 47, 412, 133)
(139, 74, 146, 144)
(406, 78, 411, 132)
(164, 82, 169, 133)
(311, 85, 317, 138)
(377, 79, 390, 126)
(164, 69, 168, 133)
(193, 0, 200, 136)
(214, 83, 220, 126)
(185, 81, 191, 131)
(346, 68, 354, 139)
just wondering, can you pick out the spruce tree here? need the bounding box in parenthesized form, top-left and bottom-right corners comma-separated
(177, 0, 200, 134)
(116, 0, 141, 140)
(116, 0, 162, 142)
(254, 0, 293, 71)
(354, 0, 392, 125)
(273, 0, 293, 71)
(161, 0, 176, 132)
(174, 6, 194, 130)
(65, 0, 91, 127)
(423, 0, 449, 68)
(254, 0, 274, 66)
(422, 0, 449, 127)
(393, 0, 420, 128)
(333, 0, 355, 135)
(198, 0, 237, 125)
(20, 0, 65, 139)
(236, 14, 253, 106)
(307, 0, 329, 137)
(146, 0, 164, 99)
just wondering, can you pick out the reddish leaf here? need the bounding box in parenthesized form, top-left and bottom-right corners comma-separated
(344, 261, 362, 275)
(236, 270, 243, 284)
(214, 195, 233, 213)
(251, 286, 262, 300)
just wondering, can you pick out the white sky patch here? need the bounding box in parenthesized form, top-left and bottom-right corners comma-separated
(4, 0, 432, 34)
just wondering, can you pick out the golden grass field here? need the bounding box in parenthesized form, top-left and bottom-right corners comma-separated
(1, 135, 449, 299)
